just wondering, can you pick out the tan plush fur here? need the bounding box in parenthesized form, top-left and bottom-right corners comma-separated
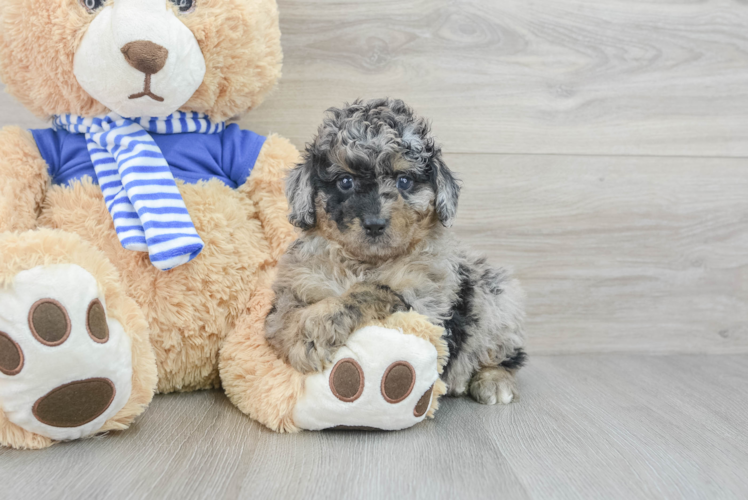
(0, 0, 102, 118)
(219, 270, 305, 433)
(0, 129, 296, 448)
(240, 135, 300, 262)
(0, 127, 50, 233)
(2, 0, 436, 446)
(0, 229, 158, 449)
(177, 0, 283, 122)
(0, 0, 296, 447)
(219, 283, 449, 432)
(0, 0, 282, 121)
(37, 135, 298, 394)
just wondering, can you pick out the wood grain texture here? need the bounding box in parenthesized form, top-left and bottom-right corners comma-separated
(0, 355, 746, 500)
(240, 0, 748, 157)
(448, 153, 748, 354)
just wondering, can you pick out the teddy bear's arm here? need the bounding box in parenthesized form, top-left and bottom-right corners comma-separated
(0, 127, 50, 232)
(238, 134, 300, 262)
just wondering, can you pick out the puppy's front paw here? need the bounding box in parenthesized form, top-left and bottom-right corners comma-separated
(469, 367, 518, 405)
(388, 290, 411, 314)
(288, 339, 336, 374)
(345, 283, 409, 318)
(288, 316, 351, 374)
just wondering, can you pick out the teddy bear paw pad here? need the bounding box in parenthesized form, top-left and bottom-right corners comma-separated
(293, 325, 439, 431)
(0, 265, 132, 440)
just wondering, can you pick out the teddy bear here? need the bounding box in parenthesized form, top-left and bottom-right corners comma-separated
(0, 0, 446, 449)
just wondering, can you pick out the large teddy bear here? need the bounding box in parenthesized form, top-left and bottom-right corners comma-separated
(0, 0, 446, 449)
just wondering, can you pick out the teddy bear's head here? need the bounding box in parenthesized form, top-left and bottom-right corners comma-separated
(0, 0, 282, 121)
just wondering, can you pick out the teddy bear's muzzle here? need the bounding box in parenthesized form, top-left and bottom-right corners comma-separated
(120, 40, 169, 103)
(72, 0, 206, 117)
(121, 40, 169, 76)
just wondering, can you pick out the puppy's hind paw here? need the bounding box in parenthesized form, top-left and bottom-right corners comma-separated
(469, 367, 518, 405)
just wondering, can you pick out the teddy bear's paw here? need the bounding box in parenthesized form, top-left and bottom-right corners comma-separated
(292, 325, 439, 431)
(0, 265, 132, 441)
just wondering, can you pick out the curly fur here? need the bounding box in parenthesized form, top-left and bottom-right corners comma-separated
(267, 98, 527, 403)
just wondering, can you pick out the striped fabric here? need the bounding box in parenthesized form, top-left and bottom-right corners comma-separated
(54, 112, 225, 271)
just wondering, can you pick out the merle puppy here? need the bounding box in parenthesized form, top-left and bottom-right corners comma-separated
(265, 98, 526, 404)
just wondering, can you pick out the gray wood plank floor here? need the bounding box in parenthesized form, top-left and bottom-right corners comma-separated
(0, 355, 746, 500)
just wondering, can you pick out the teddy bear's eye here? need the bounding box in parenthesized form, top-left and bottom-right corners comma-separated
(170, 0, 196, 13)
(80, 0, 105, 13)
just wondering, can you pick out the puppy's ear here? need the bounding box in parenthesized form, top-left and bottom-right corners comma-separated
(286, 158, 316, 230)
(430, 153, 461, 227)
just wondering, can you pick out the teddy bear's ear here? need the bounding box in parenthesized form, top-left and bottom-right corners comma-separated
(286, 158, 317, 230)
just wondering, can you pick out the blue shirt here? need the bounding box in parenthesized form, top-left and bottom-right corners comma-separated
(31, 124, 266, 189)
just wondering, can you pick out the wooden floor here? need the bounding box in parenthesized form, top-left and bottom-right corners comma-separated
(1, 355, 746, 500)
(1, 0, 747, 498)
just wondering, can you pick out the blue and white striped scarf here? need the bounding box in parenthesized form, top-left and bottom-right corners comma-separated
(54, 112, 225, 271)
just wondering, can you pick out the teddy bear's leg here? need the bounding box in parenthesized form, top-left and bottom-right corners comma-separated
(219, 274, 448, 432)
(291, 312, 449, 431)
(0, 229, 158, 449)
(219, 270, 305, 432)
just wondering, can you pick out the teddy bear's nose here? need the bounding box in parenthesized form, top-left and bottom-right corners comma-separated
(120, 40, 169, 75)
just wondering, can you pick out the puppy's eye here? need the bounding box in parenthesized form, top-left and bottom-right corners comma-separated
(337, 176, 354, 192)
(170, 0, 196, 13)
(397, 176, 414, 191)
(80, 0, 105, 13)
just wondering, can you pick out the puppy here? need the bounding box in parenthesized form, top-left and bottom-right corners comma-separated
(265, 98, 526, 404)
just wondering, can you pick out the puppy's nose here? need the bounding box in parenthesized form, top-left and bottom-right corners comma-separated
(121, 41, 169, 75)
(363, 217, 388, 237)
